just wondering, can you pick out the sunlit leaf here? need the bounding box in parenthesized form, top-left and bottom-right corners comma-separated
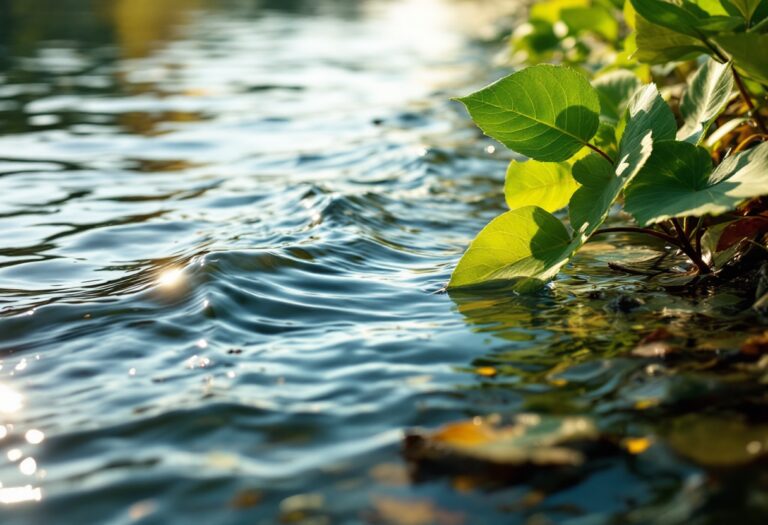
(594, 69, 643, 123)
(625, 141, 768, 224)
(504, 160, 580, 213)
(561, 6, 620, 40)
(456, 65, 600, 162)
(629, 0, 703, 37)
(531, 0, 590, 23)
(570, 84, 675, 235)
(448, 206, 576, 289)
(633, 14, 709, 64)
(677, 58, 735, 144)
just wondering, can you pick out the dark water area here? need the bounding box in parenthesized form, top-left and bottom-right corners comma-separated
(2, 1, 768, 524)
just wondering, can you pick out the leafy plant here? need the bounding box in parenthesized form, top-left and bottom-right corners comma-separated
(450, 0, 768, 291)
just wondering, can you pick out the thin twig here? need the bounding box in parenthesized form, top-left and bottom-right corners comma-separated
(586, 143, 615, 165)
(672, 218, 711, 274)
(589, 226, 680, 246)
(731, 67, 768, 134)
(734, 134, 768, 152)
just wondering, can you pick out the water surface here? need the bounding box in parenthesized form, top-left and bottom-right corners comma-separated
(2, 1, 768, 524)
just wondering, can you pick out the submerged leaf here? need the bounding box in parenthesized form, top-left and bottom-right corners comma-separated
(448, 206, 576, 289)
(404, 415, 599, 467)
(456, 65, 600, 162)
(504, 160, 580, 213)
(677, 59, 734, 144)
(625, 141, 768, 225)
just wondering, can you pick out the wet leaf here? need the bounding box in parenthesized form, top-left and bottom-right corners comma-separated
(717, 214, 768, 251)
(664, 414, 768, 467)
(741, 331, 768, 355)
(456, 65, 600, 162)
(370, 496, 465, 525)
(404, 414, 599, 469)
(622, 436, 653, 454)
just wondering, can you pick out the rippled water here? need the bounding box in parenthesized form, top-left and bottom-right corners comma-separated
(2, 1, 768, 524)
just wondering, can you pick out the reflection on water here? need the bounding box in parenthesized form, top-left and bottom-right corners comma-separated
(1, 0, 767, 523)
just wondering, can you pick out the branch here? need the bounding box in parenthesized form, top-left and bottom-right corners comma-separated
(589, 226, 680, 246)
(731, 66, 768, 135)
(586, 143, 615, 165)
(672, 218, 711, 274)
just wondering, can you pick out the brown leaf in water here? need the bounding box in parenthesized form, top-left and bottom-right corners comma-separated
(369, 496, 465, 525)
(717, 214, 768, 251)
(741, 331, 768, 356)
(230, 488, 262, 509)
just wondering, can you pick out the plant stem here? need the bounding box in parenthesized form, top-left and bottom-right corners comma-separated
(731, 66, 768, 135)
(589, 227, 680, 246)
(672, 218, 711, 274)
(699, 36, 768, 133)
(586, 143, 614, 164)
(734, 133, 768, 152)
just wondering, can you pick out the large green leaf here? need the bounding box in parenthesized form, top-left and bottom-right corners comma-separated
(728, 0, 764, 23)
(633, 13, 710, 64)
(570, 84, 676, 236)
(561, 6, 619, 40)
(629, 0, 703, 37)
(677, 58, 734, 144)
(715, 32, 768, 84)
(593, 69, 642, 123)
(456, 65, 600, 162)
(504, 160, 580, 213)
(448, 206, 576, 289)
(625, 141, 768, 225)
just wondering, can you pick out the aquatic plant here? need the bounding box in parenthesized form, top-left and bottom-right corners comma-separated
(450, 0, 768, 294)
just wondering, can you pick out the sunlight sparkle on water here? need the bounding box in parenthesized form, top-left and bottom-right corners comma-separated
(25, 429, 44, 444)
(157, 268, 184, 288)
(0, 384, 22, 414)
(19, 457, 37, 475)
(0, 485, 42, 505)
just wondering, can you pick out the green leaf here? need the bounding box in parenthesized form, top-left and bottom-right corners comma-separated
(715, 32, 768, 84)
(561, 6, 620, 40)
(568, 152, 623, 235)
(570, 84, 675, 236)
(633, 13, 710, 64)
(625, 141, 768, 225)
(505, 160, 580, 213)
(448, 206, 576, 289)
(593, 69, 642, 123)
(677, 58, 735, 144)
(728, 0, 764, 23)
(616, 83, 677, 163)
(456, 65, 600, 162)
(629, 0, 703, 37)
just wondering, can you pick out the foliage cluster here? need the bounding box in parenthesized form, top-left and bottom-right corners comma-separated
(451, 0, 768, 295)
